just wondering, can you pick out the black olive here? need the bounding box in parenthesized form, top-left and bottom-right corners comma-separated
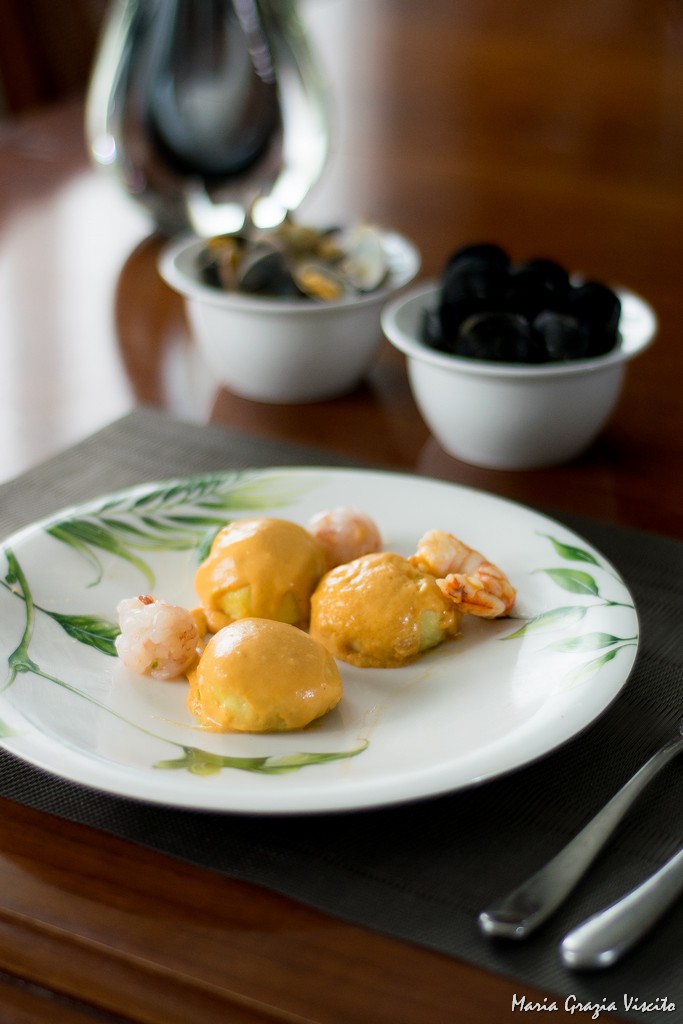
(456, 312, 545, 363)
(441, 256, 507, 306)
(422, 306, 451, 351)
(533, 311, 590, 361)
(437, 295, 492, 343)
(522, 258, 571, 296)
(430, 243, 622, 366)
(435, 252, 510, 343)
(503, 258, 570, 321)
(445, 242, 510, 273)
(439, 262, 508, 348)
(569, 281, 621, 356)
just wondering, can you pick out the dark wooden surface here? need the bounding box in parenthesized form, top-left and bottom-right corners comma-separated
(1, 0, 682, 1019)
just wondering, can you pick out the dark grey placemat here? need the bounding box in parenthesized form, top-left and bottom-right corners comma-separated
(1, 407, 682, 1022)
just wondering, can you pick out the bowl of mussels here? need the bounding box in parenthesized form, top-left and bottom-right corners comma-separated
(159, 219, 420, 403)
(381, 243, 657, 469)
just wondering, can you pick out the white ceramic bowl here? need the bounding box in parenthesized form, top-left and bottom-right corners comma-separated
(381, 281, 657, 470)
(159, 231, 420, 403)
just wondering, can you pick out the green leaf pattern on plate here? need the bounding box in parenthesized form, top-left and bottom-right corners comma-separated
(503, 605, 589, 639)
(154, 743, 368, 776)
(534, 567, 602, 596)
(503, 533, 636, 690)
(0, 471, 366, 775)
(45, 470, 315, 588)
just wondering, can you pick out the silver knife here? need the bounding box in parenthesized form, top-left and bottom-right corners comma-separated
(561, 846, 683, 969)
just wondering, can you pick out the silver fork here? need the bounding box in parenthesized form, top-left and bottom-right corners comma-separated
(478, 717, 683, 939)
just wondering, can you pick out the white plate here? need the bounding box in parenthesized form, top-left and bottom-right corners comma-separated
(0, 468, 638, 814)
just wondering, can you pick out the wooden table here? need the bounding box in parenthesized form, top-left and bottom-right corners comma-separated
(0, 1, 682, 1020)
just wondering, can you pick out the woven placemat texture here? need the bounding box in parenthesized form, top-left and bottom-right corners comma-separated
(1, 407, 682, 1022)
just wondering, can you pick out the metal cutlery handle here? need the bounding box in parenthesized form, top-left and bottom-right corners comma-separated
(560, 846, 683, 969)
(478, 725, 683, 939)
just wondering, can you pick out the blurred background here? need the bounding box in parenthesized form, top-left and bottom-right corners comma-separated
(0, 0, 107, 116)
(0, 0, 682, 495)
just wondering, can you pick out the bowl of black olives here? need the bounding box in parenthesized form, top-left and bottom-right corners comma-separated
(381, 243, 657, 469)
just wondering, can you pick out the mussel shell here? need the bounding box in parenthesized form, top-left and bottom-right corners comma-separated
(198, 233, 249, 290)
(272, 221, 338, 259)
(293, 261, 349, 301)
(339, 224, 388, 292)
(236, 243, 300, 296)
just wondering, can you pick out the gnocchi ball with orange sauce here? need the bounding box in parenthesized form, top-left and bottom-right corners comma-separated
(187, 617, 343, 732)
(309, 551, 462, 668)
(194, 517, 326, 633)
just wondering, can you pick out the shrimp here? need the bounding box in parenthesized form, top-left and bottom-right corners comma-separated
(307, 506, 382, 569)
(115, 595, 201, 680)
(409, 529, 516, 618)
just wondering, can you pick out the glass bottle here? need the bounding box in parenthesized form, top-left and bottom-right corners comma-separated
(85, 0, 331, 236)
